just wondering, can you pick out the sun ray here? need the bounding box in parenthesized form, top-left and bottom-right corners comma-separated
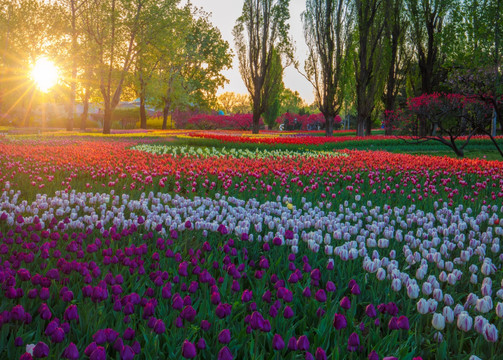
(0, 83, 35, 122)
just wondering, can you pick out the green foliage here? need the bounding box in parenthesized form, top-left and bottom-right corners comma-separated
(233, 0, 292, 133)
(263, 50, 284, 129)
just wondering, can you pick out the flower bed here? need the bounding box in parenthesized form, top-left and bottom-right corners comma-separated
(0, 135, 502, 359)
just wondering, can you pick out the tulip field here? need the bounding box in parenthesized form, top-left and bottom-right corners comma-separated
(1, 132, 503, 360)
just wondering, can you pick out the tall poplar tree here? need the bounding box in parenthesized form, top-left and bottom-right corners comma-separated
(233, 0, 292, 134)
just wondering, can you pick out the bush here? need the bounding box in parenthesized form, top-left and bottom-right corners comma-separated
(135, 116, 176, 130)
(276, 113, 341, 131)
(186, 114, 263, 130)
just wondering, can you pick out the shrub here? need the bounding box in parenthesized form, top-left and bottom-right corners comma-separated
(186, 114, 263, 130)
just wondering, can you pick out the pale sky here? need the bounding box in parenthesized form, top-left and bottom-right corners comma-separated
(186, 0, 315, 104)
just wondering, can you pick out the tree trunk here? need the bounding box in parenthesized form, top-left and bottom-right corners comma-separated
(325, 115, 334, 136)
(356, 115, 365, 136)
(139, 83, 147, 129)
(252, 111, 260, 134)
(103, 104, 112, 134)
(162, 101, 170, 130)
(67, 0, 77, 132)
(365, 115, 372, 136)
(80, 87, 89, 131)
(418, 114, 428, 137)
(451, 142, 464, 157)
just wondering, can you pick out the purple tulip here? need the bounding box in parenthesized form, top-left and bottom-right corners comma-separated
(44, 320, 58, 336)
(351, 284, 361, 295)
(397, 315, 410, 330)
(257, 318, 268, 332)
(181, 306, 196, 322)
(211, 292, 221, 305)
(124, 327, 135, 340)
(288, 337, 297, 351)
(33, 342, 49, 358)
(388, 317, 399, 330)
(89, 346, 106, 360)
(315, 289, 327, 302)
(333, 313, 347, 330)
(218, 329, 231, 344)
(15, 337, 23, 347)
(340, 296, 351, 310)
(215, 303, 231, 319)
(200, 320, 211, 331)
(368, 350, 379, 360)
(50, 328, 65, 343)
(250, 311, 265, 330)
(326, 281, 336, 292)
(283, 306, 294, 319)
(262, 290, 272, 303)
(288, 272, 299, 283)
(93, 330, 107, 345)
(385, 302, 398, 316)
(297, 335, 310, 351)
(310, 268, 321, 281)
(62, 343, 79, 360)
(347, 332, 360, 352)
(120, 345, 135, 360)
(84, 342, 97, 356)
(113, 338, 124, 352)
(241, 289, 253, 303)
(153, 319, 166, 334)
(64, 305, 79, 322)
(306, 352, 315, 360)
(217, 346, 233, 360)
(303, 287, 312, 297)
(365, 304, 377, 318)
(196, 338, 206, 350)
(181, 340, 197, 359)
(39, 288, 50, 300)
(132, 341, 141, 354)
(272, 334, 285, 350)
(315, 348, 327, 360)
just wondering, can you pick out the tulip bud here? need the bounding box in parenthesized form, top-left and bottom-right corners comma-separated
(432, 313, 445, 331)
(416, 298, 429, 314)
(483, 323, 498, 342)
(457, 311, 473, 332)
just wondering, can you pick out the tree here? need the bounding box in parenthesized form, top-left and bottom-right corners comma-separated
(82, 0, 152, 134)
(217, 92, 252, 114)
(263, 49, 284, 129)
(382, 0, 410, 134)
(354, 0, 386, 136)
(57, 0, 89, 131)
(0, 0, 63, 126)
(132, 0, 180, 129)
(301, 0, 353, 136)
(233, 0, 292, 134)
(388, 93, 503, 157)
(280, 88, 306, 114)
(150, 6, 231, 130)
(405, 0, 454, 137)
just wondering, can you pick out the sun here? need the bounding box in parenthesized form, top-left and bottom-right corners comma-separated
(30, 57, 59, 92)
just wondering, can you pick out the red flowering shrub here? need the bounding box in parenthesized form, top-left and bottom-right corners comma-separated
(275, 113, 341, 131)
(383, 93, 500, 157)
(186, 114, 264, 130)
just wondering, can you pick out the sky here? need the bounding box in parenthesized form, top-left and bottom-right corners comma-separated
(185, 0, 315, 104)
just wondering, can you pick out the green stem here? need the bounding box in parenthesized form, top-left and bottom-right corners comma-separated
(458, 332, 465, 355)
